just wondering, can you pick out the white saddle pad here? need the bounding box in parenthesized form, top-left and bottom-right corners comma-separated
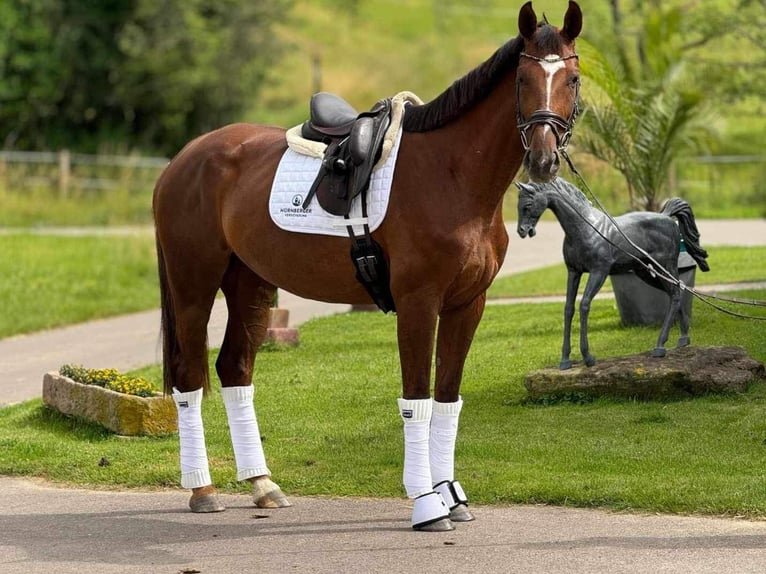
(269, 123, 403, 237)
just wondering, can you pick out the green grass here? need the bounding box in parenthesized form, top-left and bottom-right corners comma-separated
(488, 246, 766, 299)
(1, 293, 765, 515)
(0, 233, 158, 338)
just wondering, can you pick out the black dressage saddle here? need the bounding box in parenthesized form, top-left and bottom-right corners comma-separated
(300, 92, 392, 217)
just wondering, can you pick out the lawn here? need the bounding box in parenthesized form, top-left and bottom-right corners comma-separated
(488, 246, 766, 299)
(1, 292, 765, 516)
(0, 233, 158, 338)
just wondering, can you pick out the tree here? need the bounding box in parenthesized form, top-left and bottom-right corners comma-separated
(577, 4, 717, 212)
(0, 0, 292, 155)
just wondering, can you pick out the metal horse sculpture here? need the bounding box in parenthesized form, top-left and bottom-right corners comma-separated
(153, 1, 582, 531)
(516, 177, 710, 370)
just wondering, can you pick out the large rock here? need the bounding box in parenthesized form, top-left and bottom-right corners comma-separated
(524, 346, 765, 401)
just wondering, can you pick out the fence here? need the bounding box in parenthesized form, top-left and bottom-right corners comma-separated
(0, 150, 169, 197)
(0, 149, 764, 215)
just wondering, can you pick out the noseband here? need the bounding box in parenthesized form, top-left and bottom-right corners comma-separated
(516, 52, 580, 153)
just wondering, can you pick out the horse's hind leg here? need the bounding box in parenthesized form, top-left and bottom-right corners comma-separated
(676, 287, 691, 348)
(652, 280, 682, 358)
(158, 240, 230, 513)
(216, 256, 291, 509)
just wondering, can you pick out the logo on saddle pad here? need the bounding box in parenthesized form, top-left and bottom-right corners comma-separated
(291, 194, 303, 207)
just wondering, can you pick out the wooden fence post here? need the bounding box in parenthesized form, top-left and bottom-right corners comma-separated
(58, 149, 71, 198)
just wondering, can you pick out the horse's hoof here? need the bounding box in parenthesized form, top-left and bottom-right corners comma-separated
(449, 503, 475, 522)
(251, 477, 292, 508)
(584, 355, 596, 367)
(414, 517, 455, 532)
(255, 488, 292, 508)
(677, 336, 690, 348)
(559, 360, 572, 370)
(189, 486, 226, 513)
(652, 347, 666, 358)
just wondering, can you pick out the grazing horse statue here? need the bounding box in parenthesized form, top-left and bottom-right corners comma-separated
(153, 1, 583, 531)
(516, 177, 710, 370)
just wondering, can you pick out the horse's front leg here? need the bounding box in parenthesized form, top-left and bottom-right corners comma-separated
(396, 293, 453, 531)
(560, 269, 582, 370)
(579, 271, 608, 367)
(432, 293, 487, 523)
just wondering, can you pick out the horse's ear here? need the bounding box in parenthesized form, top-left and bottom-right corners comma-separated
(518, 2, 537, 41)
(561, 1, 582, 41)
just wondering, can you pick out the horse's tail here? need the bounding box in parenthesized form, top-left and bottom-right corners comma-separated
(662, 197, 710, 272)
(156, 234, 180, 396)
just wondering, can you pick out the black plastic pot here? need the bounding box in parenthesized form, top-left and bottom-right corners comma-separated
(611, 250, 697, 326)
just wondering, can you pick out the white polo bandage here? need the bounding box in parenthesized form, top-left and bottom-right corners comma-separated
(398, 398, 433, 498)
(429, 397, 463, 485)
(172, 387, 211, 489)
(221, 385, 270, 481)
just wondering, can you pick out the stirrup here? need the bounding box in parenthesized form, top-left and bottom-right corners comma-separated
(434, 480, 474, 522)
(411, 491, 453, 531)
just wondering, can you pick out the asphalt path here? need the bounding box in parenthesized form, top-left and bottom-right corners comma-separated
(1, 219, 765, 573)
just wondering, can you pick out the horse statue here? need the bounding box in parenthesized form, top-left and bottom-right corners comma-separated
(516, 177, 710, 370)
(153, 1, 583, 531)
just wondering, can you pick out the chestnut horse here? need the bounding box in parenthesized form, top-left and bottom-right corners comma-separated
(153, 1, 582, 531)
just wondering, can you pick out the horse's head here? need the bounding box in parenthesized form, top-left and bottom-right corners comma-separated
(516, 1, 582, 183)
(515, 181, 549, 238)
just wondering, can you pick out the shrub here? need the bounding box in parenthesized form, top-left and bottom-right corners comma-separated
(59, 364, 156, 398)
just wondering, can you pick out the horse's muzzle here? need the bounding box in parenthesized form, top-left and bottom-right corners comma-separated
(523, 149, 560, 183)
(517, 223, 536, 238)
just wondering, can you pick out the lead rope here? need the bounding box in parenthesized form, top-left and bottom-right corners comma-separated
(558, 150, 766, 321)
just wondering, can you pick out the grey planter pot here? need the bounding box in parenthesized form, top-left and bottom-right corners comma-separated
(611, 251, 697, 326)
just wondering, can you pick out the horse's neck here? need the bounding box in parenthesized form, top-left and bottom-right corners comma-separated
(547, 191, 604, 241)
(422, 73, 523, 214)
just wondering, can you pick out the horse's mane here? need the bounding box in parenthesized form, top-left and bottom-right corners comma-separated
(554, 178, 591, 206)
(402, 35, 525, 132)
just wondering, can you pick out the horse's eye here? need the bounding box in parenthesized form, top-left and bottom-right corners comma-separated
(568, 75, 580, 88)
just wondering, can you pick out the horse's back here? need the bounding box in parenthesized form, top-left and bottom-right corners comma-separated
(153, 123, 287, 242)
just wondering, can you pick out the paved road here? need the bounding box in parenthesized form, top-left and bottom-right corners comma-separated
(1, 219, 765, 573)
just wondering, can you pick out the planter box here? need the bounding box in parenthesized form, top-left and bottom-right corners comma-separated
(42, 372, 177, 436)
(265, 308, 299, 347)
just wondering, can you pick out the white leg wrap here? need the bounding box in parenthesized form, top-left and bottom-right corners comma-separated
(398, 398, 433, 498)
(429, 397, 463, 485)
(172, 388, 211, 489)
(221, 385, 270, 481)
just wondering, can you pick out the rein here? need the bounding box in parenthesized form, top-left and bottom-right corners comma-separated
(557, 154, 766, 321)
(516, 53, 580, 153)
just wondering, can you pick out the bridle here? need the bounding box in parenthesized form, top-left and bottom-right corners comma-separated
(515, 52, 580, 153)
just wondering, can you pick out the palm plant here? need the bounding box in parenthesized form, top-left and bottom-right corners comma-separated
(577, 5, 716, 212)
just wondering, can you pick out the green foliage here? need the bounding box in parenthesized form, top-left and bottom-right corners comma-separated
(578, 5, 717, 212)
(0, 0, 292, 155)
(59, 364, 156, 397)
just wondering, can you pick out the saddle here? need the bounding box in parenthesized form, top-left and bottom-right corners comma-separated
(300, 92, 396, 314)
(301, 92, 392, 217)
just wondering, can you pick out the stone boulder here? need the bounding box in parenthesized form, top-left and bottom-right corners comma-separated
(524, 346, 765, 401)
